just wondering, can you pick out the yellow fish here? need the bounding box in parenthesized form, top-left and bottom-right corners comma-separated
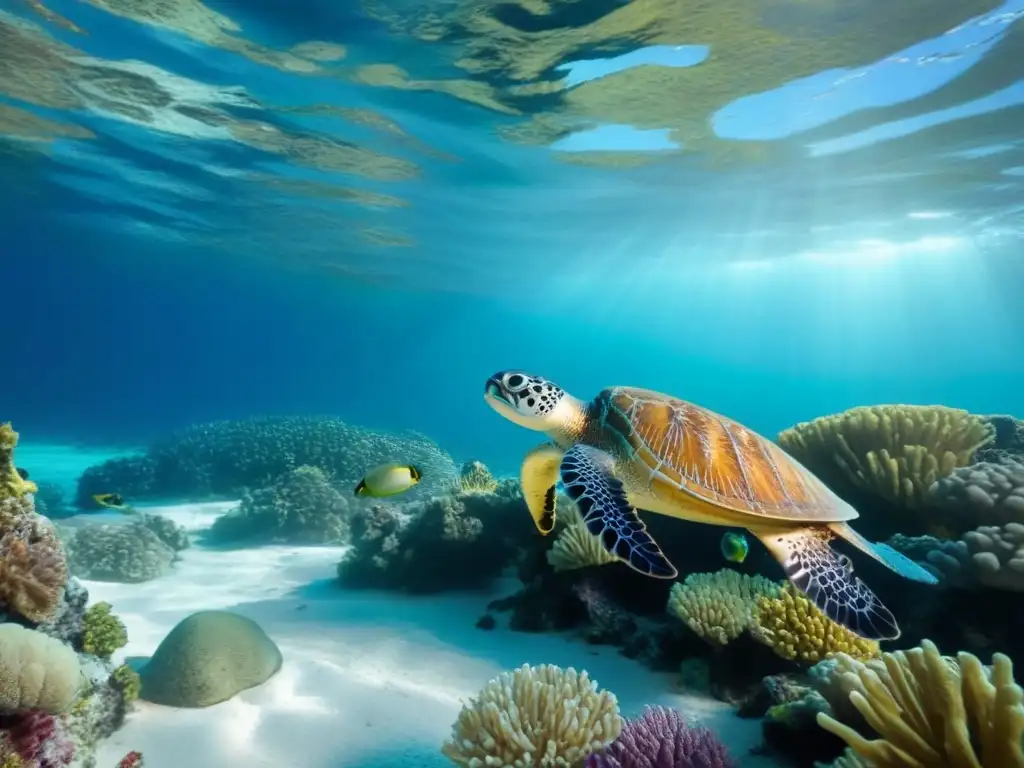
(354, 464, 422, 498)
(720, 531, 749, 564)
(93, 493, 131, 512)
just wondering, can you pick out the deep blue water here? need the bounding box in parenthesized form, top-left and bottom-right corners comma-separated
(2, 0, 1023, 475)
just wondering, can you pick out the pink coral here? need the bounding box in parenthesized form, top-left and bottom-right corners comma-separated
(117, 750, 144, 768)
(3, 711, 75, 768)
(585, 705, 734, 768)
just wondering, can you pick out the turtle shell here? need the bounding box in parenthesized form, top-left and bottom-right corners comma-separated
(597, 387, 857, 522)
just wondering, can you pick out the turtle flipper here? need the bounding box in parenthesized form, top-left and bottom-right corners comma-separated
(520, 443, 564, 534)
(558, 444, 677, 579)
(829, 522, 939, 585)
(754, 526, 901, 641)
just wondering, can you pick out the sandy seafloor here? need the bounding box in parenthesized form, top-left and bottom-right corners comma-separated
(21, 443, 775, 768)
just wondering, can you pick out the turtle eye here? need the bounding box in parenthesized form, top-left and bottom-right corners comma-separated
(505, 373, 525, 390)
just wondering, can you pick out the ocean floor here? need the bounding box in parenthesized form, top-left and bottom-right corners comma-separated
(67, 502, 774, 768)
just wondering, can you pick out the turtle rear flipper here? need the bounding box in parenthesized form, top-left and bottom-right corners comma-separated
(558, 444, 677, 579)
(753, 525, 900, 641)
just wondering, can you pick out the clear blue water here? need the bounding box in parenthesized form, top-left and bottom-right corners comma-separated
(2, 3, 1024, 764)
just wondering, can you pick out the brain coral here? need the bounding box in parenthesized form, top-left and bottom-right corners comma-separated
(0, 624, 82, 714)
(139, 610, 282, 708)
(441, 663, 622, 767)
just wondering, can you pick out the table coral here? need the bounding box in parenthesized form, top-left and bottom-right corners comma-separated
(816, 639, 1024, 767)
(751, 583, 880, 665)
(778, 405, 994, 509)
(441, 663, 622, 767)
(666, 569, 779, 646)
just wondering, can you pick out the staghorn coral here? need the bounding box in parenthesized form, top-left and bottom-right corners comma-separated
(0, 497, 68, 623)
(76, 416, 457, 506)
(209, 465, 350, 545)
(816, 639, 1024, 767)
(0, 624, 82, 714)
(666, 569, 779, 646)
(929, 460, 1024, 528)
(80, 603, 127, 659)
(458, 460, 498, 495)
(584, 705, 734, 768)
(0, 425, 36, 501)
(441, 663, 622, 767)
(751, 583, 880, 664)
(64, 522, 174, 584)
(778, 405, 994, 509)
(962, 522, 1024, 591)
(547, 500, 617, 572)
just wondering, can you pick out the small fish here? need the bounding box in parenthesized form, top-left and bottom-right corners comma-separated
(93, 493, 130, 511)
(354, 464, 422, 498)
(15, 467, 28, 480)
(720, 531, 749, 564)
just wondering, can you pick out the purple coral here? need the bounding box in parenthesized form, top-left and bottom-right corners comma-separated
(585, 705, 734, 768)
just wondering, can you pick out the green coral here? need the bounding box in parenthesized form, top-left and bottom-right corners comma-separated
(111, 663, 141, 704)
(82, 602, 128, 658)
(458, 460, 498, 494)
(0, 424, 35, 501)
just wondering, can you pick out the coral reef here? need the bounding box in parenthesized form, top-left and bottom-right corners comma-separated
(584, 705, 735, 767)
(139, 610, 282, 708)
(751, 583, 880, 664)
(547, 500, 617, 572)
(0, 497, 68, 623)
(666, 570, 779, 647)
(962, 522, 1024, 590)
(137, 514, 189, 553)
(778, 405, 994, 510)
(80, 603, 128, 659)
(441, 663, 622, 766)
(32, 482, 72, 520)
(457, 460, 498, 495)
(0, 624, 82, 713)
(63, 522, 175, 583)
(208, 465, 351, 545)
(338, 487, 533, 592)
(0, 425, 36, 500)
(76, 416, 458, 506)
(816, 639, 1024, 766)
(928, 459, 1024, 528)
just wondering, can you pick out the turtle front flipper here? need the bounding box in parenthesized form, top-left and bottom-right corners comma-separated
(521, 443, 564, 534)
(558, 444, 678, 579)
(753, 526, 901, 641)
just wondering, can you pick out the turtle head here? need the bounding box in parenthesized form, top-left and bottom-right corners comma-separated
(484, 371, 571, 432)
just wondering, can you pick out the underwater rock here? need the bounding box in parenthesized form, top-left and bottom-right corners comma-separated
(76, 415, 458, 507)
(209, 465, 351, 545)
(65, 522, 176, 583)
(338, 487, 533, 592)
(139, 610, 282, 708)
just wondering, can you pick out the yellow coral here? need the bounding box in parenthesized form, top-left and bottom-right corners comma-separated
(666, 569, 780, 646)
(816, 639, 1024, 767)
(546, 501, 616, 572)
(458, 460, 498, 495)
(778, 405, 994, 509)
(0, 424, 36, 500)
(751, 583, 879, 664)
(441, 663, 622, 766)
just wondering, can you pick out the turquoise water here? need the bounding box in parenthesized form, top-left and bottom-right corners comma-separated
(3, 0, 1024, 766)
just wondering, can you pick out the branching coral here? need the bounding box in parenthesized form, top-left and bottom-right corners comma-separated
(816, 639, 1024, 767)
(81, 602, 128, 659)
(547, 500, 617, 572)
(584, 705, 734, 768)
(0, 425, 35, 501)
(441, 663, 622, 767)
(929, 460, 1024, 527)
(0, 497, 68, 623)
(666, 569, 779, 646)
(209, 465, 351, 545)
(458, 460, 498, 495)
(751, 583, 880, 664)
(778, 406, 994, 509)
(64, 522, 174, 583)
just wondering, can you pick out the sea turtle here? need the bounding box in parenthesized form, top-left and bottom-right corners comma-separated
(483, 371, 937, 641)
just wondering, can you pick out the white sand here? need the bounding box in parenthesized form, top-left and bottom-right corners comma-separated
(78, 503, 773, 768)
